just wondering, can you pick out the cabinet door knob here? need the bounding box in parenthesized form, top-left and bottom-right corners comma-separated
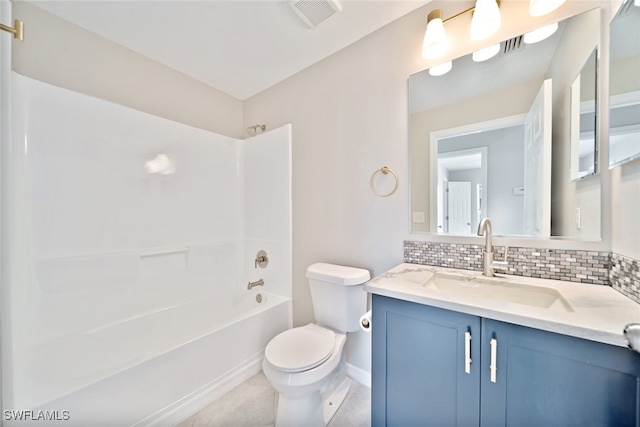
(490, 338, 498, 383)
(464, 331, 472, 374)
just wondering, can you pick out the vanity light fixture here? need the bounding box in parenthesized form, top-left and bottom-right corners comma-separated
(529, 0, 566, 16)
(422, 10, 448, 59)
(470, 0, 502, 40)
(422, 0, 502, 59)
(472, 43, 501, 61)
(523, 22, 558, 44)
(428, 60, 453, 76)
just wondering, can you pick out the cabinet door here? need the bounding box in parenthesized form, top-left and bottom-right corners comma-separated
(372, 295, 481, 426)
(481, 319, 640, 427)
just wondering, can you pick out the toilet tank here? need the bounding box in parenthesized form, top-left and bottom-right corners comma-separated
(306, 263, 370, 333)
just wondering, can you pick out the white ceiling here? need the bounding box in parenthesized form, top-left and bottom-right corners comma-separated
(30, 0, 431, 100)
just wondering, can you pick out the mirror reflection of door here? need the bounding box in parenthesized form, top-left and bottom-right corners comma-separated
(432, 115, 528, 236)
(523, 79, 552, 236)
(436, 148, 485, 234)
(447, 181, 472, 234)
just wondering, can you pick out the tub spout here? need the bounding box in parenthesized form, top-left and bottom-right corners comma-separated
(247, 279, 264, 290)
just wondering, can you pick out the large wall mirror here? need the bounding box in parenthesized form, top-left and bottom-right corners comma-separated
(409, 8, 601, 239)
(609, 0, 640, 168)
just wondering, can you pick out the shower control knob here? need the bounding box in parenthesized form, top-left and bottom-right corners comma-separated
(255, 250, 269, 269)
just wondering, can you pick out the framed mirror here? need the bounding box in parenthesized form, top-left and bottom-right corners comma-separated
(609, 0, 640, 169)
(570, 49, 597, 181)
(409, 8, 601, 238)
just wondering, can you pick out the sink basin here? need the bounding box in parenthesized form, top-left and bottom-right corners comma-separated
(425, 273, 574, 312)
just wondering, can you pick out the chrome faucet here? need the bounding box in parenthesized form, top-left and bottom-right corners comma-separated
(477, 218, 508, 277)
(247, 279, 264, 290)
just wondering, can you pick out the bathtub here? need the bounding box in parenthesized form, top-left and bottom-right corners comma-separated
(5, 74, 292, 426)
(24, 290, 292, 427)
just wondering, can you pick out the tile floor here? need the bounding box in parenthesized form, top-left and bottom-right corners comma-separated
(178, 371, 371, 427)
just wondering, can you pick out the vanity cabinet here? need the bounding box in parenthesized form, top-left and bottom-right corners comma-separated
(371, 294, 640, 427)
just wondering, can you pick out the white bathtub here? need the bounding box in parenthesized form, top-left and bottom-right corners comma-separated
(5, 74, 293, 426)
(24, 291, 291, 427)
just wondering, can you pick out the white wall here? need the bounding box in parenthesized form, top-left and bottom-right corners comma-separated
(0, 0, 13, 418)
(244, 3, 420, 372)
(548, 7, 602, 239)
(243, 0, 618, 373)
(241, 124, 293, 299)
(11, 1, 243, 138)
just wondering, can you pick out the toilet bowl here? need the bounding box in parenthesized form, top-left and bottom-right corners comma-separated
(262, 263, 370, 427)
(263, 324, 348, 427)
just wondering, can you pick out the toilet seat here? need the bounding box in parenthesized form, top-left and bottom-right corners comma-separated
(265, 324, 335, 373)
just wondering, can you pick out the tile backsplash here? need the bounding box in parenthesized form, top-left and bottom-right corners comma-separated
(610, 252, 640, 304)
(404, 241, 640, 304)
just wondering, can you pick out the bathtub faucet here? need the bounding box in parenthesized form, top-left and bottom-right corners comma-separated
(477, 218, 509, 277)
(247, 279, 265, 290)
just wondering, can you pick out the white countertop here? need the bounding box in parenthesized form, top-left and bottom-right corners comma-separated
(365, 263, 640, 348)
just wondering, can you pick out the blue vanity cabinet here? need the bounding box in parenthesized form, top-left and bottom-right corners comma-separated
(480, 318, 640, 427)
(371, 295, 481, 426)
(372, 294, 640, 427)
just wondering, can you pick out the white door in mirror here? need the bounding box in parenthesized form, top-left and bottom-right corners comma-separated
(523, 79, 552, 237)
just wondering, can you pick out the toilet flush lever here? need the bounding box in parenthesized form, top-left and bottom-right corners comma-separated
(255, 250, 269, 269)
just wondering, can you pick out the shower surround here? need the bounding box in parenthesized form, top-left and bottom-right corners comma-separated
(2, 73, 292, 425)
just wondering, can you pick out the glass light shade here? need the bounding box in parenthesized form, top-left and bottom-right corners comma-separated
(472, 43, 501, 62)
(529, 0, 566, 16)
(422, 11, 448, 59)
(523, 22, 558, 44)
(470, 0, 502, 41)
(429, 61, 453, 76)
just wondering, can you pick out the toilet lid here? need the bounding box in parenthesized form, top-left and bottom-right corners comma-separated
(265, 325, 335, 373)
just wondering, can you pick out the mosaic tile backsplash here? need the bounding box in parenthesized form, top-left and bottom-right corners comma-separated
(404, 240, 640, 303)
(404, 241, 610, 285)
(610, 252, 640, 304)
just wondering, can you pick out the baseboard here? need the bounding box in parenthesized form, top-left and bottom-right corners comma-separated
(137, 357, 369, 427)
(346, 363, 371, 388)
(135, 352, 264, 427)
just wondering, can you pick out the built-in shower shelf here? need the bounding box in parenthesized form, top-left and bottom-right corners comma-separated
(140, 247, 189, 258)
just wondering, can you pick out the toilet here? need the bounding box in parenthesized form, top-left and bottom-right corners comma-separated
(262, 263, 370, 427)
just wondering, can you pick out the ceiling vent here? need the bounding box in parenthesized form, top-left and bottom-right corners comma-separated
(289, 0, 342, 28)
(501, 35, 524, 56)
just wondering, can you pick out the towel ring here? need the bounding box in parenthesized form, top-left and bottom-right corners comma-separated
(370, 166, 399, 197)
